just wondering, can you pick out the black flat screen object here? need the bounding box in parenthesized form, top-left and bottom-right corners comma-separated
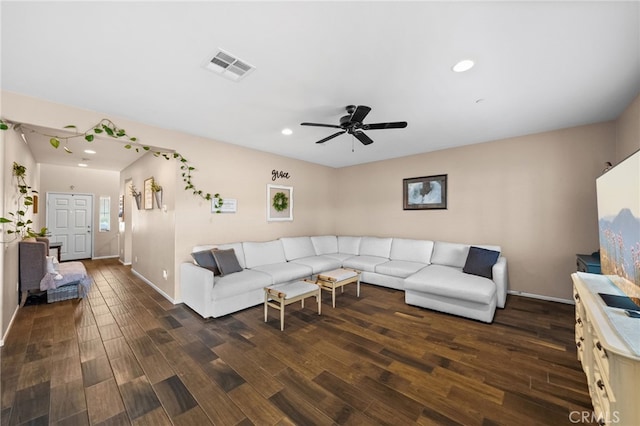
(598, 293, 640, 312)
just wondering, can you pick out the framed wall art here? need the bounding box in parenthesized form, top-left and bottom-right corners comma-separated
(403, 174, 447, 210)
(144, 177, 154, 210)
(267, 184, 293, 221)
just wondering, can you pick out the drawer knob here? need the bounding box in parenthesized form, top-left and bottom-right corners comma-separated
(597, 379, 605, 390)
(576, 341, 582, 348)
(574, 293, 580, 301)
(576, 318, 582, 325)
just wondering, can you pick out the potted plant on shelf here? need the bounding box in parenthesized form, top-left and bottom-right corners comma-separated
(0, 162, 48, 240)
(130, 184, 142, 210)
(151, 178, 163, 209)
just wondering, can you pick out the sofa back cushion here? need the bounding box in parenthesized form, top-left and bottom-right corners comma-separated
(338, 236, 361, 255)
(311, 235, 338, 255)
(243, 240, 286, 268)
(390, 238, 434, 263)
(359, 237, 392, 258)
(280, 237, 316, 261)
(431, 241, 470, 268)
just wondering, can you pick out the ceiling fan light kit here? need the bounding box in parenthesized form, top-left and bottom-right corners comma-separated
(301, 105, 407, 146)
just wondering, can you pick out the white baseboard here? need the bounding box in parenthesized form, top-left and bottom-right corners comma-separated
(119, 259, 132, 266)
(0, 305, 20, 347)
(508, 290, 574, 305)
(92, 255, 120, 260)
(130, 269, 179, 305)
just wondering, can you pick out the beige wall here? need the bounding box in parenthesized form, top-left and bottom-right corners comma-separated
(2, 128, 40, 342)
(336, 122, 616, 301)
(615, 93, 640, 163)
(39, 164, 120, 259)
(121, 152, 177, 299)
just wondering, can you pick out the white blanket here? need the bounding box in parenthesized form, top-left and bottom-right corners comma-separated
(40, 261, 92, 297)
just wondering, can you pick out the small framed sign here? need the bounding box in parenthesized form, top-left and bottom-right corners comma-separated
(213, 198, 238, 213)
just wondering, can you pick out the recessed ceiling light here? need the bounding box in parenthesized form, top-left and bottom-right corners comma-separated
(84, 149, 96, 154)
(281, 128, 293, 136)
(78, 163, 88, 167)
(452, 59, 475, 73)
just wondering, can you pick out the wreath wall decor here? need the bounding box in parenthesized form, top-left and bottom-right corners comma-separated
(267, 184, 293, 221)
(272, 192, 289, 212)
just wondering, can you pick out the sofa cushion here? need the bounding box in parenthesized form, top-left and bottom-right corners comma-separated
(281, 237, 316, 261)
(191, 250, 220, 275)
(430, 242, 470, 268)
(250, 262, 313, 285)
(217, 243, 246, 269)
(375, 260, 428, 278)
(212, 249, 243, 276)
(243, 240, 286, 268)
(311, 235, 338, 255)
(463, 247, 500, 279)
(390, 238, 434, 263)
(211, 270, 272, 300)
(359, 237, 392, 258)
(338, 236, 361, 255)
(343, 255, 389, 272)
(405, 265, 496, 305)
(322, 253, 354, 262)
(290, 255, 342, 274)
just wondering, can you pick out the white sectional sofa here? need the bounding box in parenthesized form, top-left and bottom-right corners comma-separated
(180, 235, 508, 323)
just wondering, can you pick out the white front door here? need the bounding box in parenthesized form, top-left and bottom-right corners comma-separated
(47, 193, 93, 261)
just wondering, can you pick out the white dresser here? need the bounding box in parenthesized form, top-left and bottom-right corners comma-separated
(572, 272, 640, 426)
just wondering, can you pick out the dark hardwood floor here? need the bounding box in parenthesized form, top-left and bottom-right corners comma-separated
(1, 258, 595, 425)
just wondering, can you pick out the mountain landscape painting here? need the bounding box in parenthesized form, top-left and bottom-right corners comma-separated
(596, 150, 640, 297)
(599, 208, 640, 286)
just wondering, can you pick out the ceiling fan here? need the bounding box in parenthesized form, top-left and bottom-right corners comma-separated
(301, 105, 408, 145)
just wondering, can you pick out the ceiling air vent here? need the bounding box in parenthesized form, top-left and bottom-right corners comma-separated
(205, 49, 255, 82)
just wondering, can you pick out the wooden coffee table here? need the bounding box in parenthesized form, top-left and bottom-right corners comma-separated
(264, 279, 321, 331)
(316, 268, 361, 308)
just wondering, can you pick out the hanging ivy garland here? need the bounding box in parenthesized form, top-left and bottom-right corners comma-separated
(272, 191, 289, 212)
(0, 118, 223, 210)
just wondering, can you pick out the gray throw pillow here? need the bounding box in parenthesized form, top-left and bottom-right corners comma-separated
(463, 246, 500, 279)
(212, 248, 243, 276)
(191, 250, 220, 276)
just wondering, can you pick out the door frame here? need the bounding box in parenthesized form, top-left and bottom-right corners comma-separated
(46, 192, 94, 260)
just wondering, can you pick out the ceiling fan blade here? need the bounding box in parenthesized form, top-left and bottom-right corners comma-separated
(350, 105, 371, 123)
(316, 131, 346, 144)
(353, 130, 374, 145)
(301, 122, 343, 129)
(363, 121, 408, 130)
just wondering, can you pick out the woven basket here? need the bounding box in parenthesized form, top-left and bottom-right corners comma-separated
(47, 282, 80, 303)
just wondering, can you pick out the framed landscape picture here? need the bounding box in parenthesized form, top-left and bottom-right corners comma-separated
(403, 174, 447, 210)
(267, 184, 293, 221)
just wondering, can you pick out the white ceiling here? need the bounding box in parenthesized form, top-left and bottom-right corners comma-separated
(2, 1, 639, 170)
